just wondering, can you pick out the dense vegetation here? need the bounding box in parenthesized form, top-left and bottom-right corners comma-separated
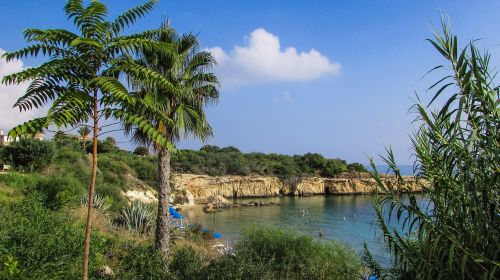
(172, 145, 367, 177)
(0, 138, 362, 279)
(2, 139, 55, 172)
(170, 226, 361, 280)
(363, 21, 500, 279)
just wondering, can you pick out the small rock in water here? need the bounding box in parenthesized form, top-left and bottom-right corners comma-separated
(203, 203, 217, 213)
(207, 195, 231, 208)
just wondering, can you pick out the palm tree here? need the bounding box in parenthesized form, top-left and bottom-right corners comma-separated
(78, 126, 91, 152)
(126, 22, 219, 260)
(1, 1, 176, 279)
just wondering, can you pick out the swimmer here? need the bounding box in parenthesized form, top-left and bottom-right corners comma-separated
(319, 228, 324, 238)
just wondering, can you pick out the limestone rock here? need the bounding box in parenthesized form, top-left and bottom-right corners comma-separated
(172, 173, 422, 200)
(173, 189, 195, 208)
(203, 203, 217, 213)
(207, 195, 231, 208)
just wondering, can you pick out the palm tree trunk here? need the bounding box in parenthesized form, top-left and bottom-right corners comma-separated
(82, 91, 98, 280)
(156, 145, 172, 263)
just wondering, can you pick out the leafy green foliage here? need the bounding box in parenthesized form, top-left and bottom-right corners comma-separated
(169, 247, 202, 280)
(364, 19, 500, 279)
(169, 226, 362, 280)
(2, 138, 55, 172)
(101, 137, 118, 153)
(171, 146, 365, 178)
(35, 175, 86, 210)
(0, 195, 108, 279)
(112, 243, 170, 279)
(133, 146, 149, 156)
(347, 162, 366, 172)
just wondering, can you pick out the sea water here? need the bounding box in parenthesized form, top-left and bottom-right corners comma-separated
(184, 194, 424, 265)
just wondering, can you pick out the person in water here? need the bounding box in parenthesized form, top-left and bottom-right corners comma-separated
(319, 228, 324, 238)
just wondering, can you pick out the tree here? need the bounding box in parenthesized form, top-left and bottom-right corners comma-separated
(126, 22, 219, 261)
(1, 1, 175, 279)
(101, 136, 117, 153)
(53, 131, 66, 142)
(77, 126, 91, 152)
(200, 144, 220, 153)
(134, 146, 149, 156)
(363, 19, 500, 279)
(347, 162, 366, 173)
(2, 138, 55, 172)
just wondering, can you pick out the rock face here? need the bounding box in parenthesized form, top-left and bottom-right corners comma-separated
(172, 189, 195, 208)
(171, 173, 421, 200)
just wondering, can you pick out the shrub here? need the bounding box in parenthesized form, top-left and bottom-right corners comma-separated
(131, 158, 156, 184)
(101, 137, 118, 153)
(0, 195, 108, 279)
(113, 243, 169, 279)
(0, 172, 41, 191)
(347, 162, 367, 172)
(169, 247, 202, 279)
(2, 138, 55, 172)
(94, 182, 127, 211)
(169, 226, 362, 280)
(133, 146, 149, 156)
(236, 226, 362, 279)
(35, 175, 86, 210)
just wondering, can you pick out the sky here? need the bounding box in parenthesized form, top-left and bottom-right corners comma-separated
(1, 0, 499, 164)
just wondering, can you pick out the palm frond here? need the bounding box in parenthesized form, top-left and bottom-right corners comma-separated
(111, 0, 158, 35)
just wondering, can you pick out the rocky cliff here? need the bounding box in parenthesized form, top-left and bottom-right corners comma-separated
(171, 172, 421, 200)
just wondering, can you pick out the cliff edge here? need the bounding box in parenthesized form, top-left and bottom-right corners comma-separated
(171, 172, 421, 200)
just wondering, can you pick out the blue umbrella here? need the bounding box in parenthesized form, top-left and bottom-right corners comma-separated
(212, 232, 222, 239)
(169, 207, 183, 219)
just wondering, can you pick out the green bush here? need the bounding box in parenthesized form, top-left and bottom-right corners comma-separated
(2, 138, 55, 172)
(131, 158, 156, 185)
(0, 195, 108, 279)
(0, 172, 41, 191)
(133, 146, 149, 156)
(236, 226, 362, 279)
(169, 226, 362, 280)
(347, 162, 367, 172)
(113, 243, 170, 279)
(35, 175, 86, 210)
(169, 247, 202, 279)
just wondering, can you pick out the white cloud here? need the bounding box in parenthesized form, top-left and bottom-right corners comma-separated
(207, 28, 341, 88)
(0, 48, 46, 132)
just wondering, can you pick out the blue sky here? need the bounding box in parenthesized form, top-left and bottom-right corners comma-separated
(1, 0, 499, 164)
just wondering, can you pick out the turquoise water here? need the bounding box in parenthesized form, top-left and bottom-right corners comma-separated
(184, 195, 420, 264)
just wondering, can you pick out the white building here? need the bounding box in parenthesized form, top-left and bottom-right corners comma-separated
(0, 130, 18, 146)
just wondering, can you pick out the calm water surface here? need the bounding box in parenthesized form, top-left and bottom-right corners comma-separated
(184, 195, 422, 263)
